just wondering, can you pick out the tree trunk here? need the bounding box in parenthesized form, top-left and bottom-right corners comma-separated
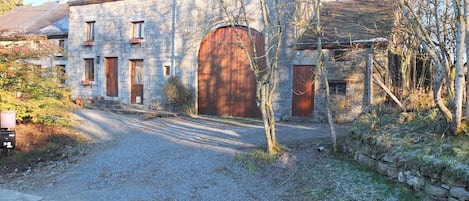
(313, 0, 337, 152)
(219, 0, 282, 155)
(260, 83, 278, 154)
(453, 0, 465, 134)
(465, 0, 469, 118)
(364, 53, 372, 113)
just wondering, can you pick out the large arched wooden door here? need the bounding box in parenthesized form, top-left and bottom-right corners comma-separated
(198, 26, 263, 118)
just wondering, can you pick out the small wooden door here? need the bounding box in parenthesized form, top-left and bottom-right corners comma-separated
(106, 57, 118, 97)
(131, 60, 144, 104)
(292, 65, 314, 116)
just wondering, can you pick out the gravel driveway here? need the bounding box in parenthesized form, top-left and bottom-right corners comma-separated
(2, 109, 350, 201)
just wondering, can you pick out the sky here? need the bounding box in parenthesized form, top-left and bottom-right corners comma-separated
(23, 0, 52, 6)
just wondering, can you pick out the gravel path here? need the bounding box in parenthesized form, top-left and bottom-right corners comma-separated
(6, 109, 348, 201)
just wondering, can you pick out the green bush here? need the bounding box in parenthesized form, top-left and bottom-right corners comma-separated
(163, 76, 194, 113)
(0, 33, 75, 126)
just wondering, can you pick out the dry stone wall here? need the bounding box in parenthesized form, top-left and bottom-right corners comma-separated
(345, 134, 469, 201)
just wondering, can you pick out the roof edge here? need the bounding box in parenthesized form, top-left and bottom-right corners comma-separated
(293, 38, 388, 50)
(47, 34, 68, 39)
(68, 0, 122, 6)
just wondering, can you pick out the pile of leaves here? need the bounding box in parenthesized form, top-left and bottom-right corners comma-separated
(351, 109, 469, 184)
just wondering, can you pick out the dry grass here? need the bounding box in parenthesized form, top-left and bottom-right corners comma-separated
(0, 123, 89, 173)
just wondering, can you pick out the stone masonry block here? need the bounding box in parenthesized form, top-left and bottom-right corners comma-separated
(383, 152, 396, 163)
(450, 187, 469, 200)
(406, 171, 425, 190)
(357, 153, 375, 167)
(424, 183, 448, 198)
(377, 161, 390, 175)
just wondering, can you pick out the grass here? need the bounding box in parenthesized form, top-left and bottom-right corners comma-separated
(0, 123, 89, 173)
(236, 148, 282, 171)
(237, 141, 421, 200)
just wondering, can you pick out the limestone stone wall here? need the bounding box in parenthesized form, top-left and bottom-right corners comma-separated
(291, 47, 388, 123)
(67, 0, 296, 117)
(345, 135, 469, 201)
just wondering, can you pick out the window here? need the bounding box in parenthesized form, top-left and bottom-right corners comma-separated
(84, 58, 94, 81)
(132, 21, 144, 39)
(58, 39, 65, 50)
(57, 65, 66, 84)
(163, 65, 170, 76)
(330, 49, 351, 62)
(86, 21, 95, 41)
(329, 82, 346, 95)
(131, 60, 144, 84)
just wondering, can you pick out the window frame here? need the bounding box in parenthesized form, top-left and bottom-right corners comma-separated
(131, 59, 144, 85)
(58, 39, 65, 50)
(57, 65, 66, 85)
(86, 21, 95, 42)
(163, 65, 170, 76)
(84, 58, 95, 82)
(329, 82, 347, 96)
(132, 21, 145, 39)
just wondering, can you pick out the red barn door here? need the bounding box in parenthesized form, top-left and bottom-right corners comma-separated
(198, 26, 263, 117)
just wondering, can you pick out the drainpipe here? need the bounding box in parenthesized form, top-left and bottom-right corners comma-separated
(171, 0, 177, 76)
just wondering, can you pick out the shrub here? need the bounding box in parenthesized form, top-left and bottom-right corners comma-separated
(163, 76, 194, 113)
(0, 33, 75, 126)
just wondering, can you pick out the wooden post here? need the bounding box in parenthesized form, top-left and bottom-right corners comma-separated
(364, 52, 373, 113)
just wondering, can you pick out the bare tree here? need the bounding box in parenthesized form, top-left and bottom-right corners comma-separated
(396, 0, 467, 134)
(311, 0, 337, 152)
(219, 0, 284, 154)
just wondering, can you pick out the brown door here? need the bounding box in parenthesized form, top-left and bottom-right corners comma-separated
(198, 26, 263, 117)
(131, 60, 144, 104)
(106, 57, 118, 97)
(292, 65, 314, 116)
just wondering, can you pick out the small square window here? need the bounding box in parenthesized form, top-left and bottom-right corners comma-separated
(132, 21, 144, 39)
(329, 82, 346, 95)
(86, 21, 95, 41)
(163, 65, 170, 76)
(84, 58, 95, 81)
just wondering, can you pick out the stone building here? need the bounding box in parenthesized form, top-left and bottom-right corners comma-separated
(67, 0, 395, 122)
(292, 0, 395, 122)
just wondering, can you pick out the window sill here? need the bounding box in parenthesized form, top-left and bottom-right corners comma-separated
(129, 38, 143, 44)
(83, 41, 94, 46)
(81, 80, 93, 86)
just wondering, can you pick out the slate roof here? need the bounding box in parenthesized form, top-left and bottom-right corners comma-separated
(295, 0, 395, 49)
(0, 1, 69, 37)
